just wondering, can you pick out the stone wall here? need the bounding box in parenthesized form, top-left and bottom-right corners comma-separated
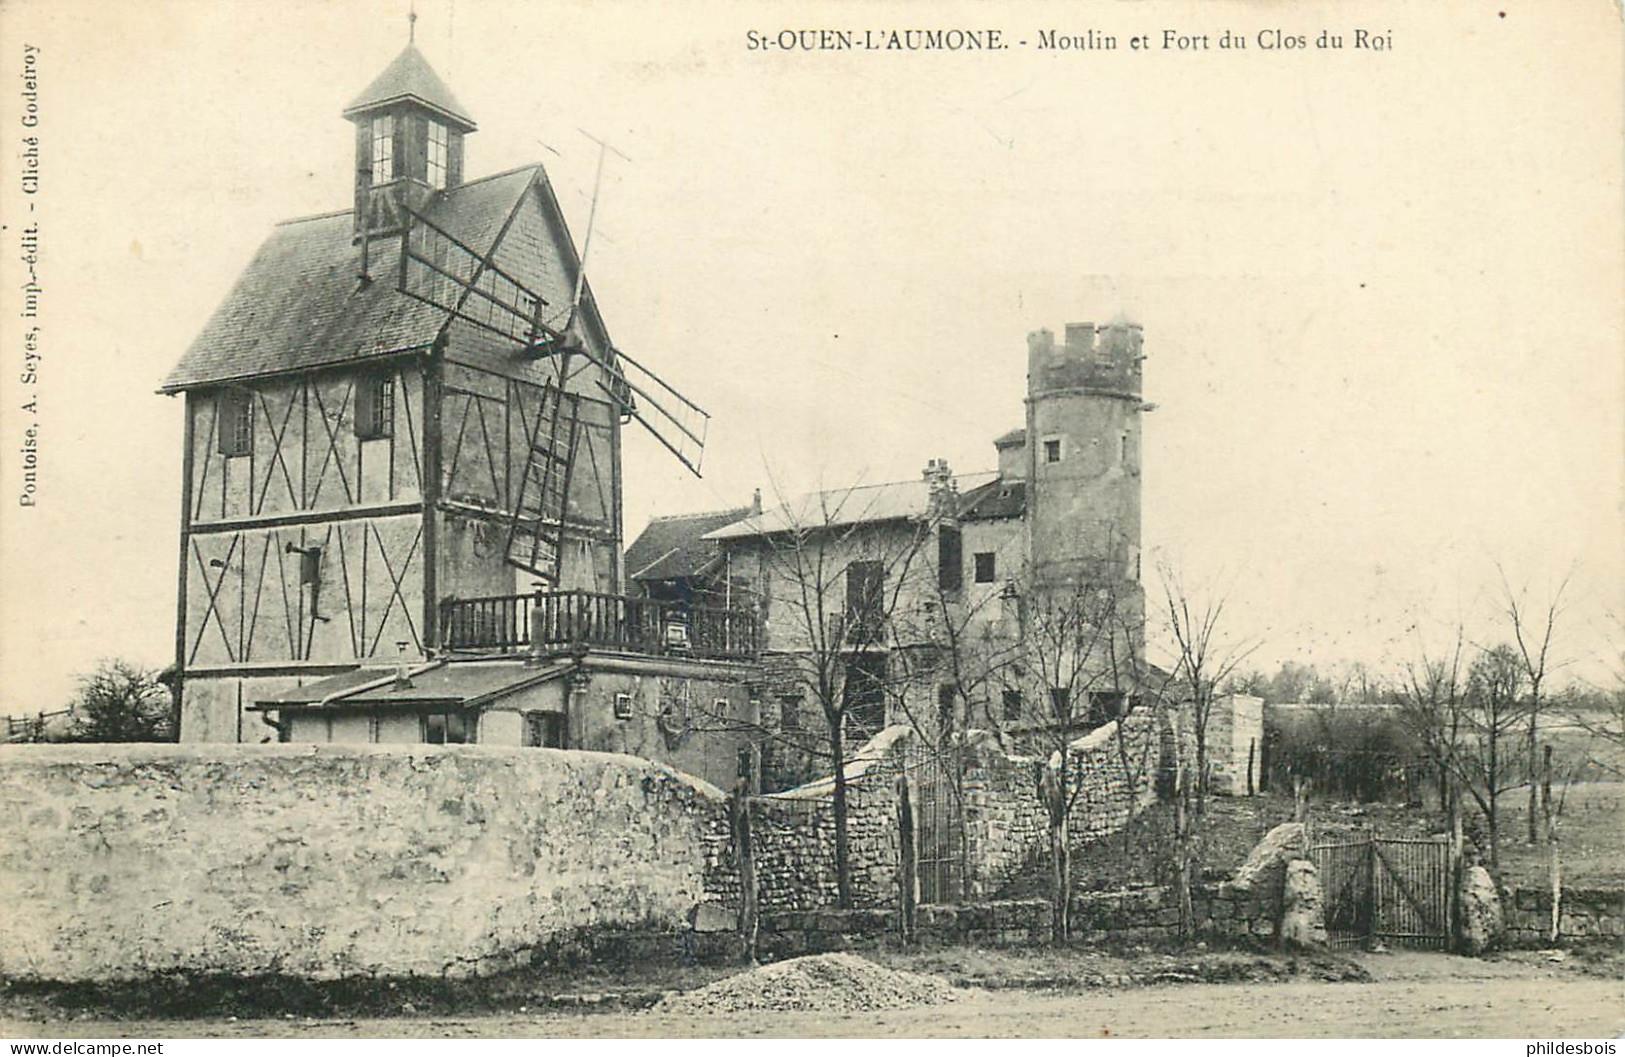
(0, 716, 1177, 982)
(1502, 887, 1624, 947)
(0, 744, 737, 981)
(751, 726, 908, 911)
(1070, 876, 1286, 944)
(967, 713, 1162, 896)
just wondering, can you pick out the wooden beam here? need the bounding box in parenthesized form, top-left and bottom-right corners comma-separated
(421, 351, 444, 652)
(188, 501, 421, 535)
(171, 393, 196, 740)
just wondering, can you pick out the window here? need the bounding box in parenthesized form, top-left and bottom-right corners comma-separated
(1002, 688, 1023, 722)
(524, 712, 564, 748)
(937, 526, 963, 593)
(613, 692, 634, 720)
(354, 371, 394, 440)
(423, 710, 471, 744)
(1088, 691, 1126, 728)
(1043, 438, 1062, 464)
(427, 120, 448, 189)
(217, 389, 252, 457)
(1048, 687, 1070, 716)
(937, 684, 956, 728)
(843, 654, 887, 733)
(973, 552, 996, 583)
(845, 559, 885, 643)
(371, 114, 394, 185)
(779, 695, 802, 732)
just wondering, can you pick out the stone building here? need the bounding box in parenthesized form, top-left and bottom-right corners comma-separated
(645, 320, 1158, 786)
(158, 41, 761, 789)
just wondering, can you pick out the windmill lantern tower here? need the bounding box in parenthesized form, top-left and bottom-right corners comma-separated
(159, 37, 716, 745)
(342, 43, 476, 235)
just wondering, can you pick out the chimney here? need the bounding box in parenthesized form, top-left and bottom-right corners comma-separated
(394, 641, 413, 690)
(994, 428, 1027, 481)
(922, 458, 957, 519)
(751, 487, 762, 514)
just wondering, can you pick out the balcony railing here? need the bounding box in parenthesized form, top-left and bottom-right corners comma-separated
(440, 590, 761, 662)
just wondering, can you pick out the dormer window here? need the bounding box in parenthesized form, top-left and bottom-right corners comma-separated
(370, 115, 395, 185)
(427, 120, 448, 190)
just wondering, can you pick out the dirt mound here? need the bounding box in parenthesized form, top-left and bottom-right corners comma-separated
(653, 952, 960, 1015)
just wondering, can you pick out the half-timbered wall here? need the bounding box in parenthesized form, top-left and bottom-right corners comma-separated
(180, 363, 430, 742)
(187, 364, 425, 524)
(185, 514, 426, 668)
(437, 359, 618, 596)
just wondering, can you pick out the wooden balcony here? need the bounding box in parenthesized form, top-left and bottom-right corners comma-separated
(439, 590, 761, 662)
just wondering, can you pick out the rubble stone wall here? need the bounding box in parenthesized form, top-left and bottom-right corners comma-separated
(1071, 874, 1286, 943)
(1502, 886, 1624, 946)
(751, 728, 908, 911)
(967, 714, 1162, 896)
(0, 744, 736, 981)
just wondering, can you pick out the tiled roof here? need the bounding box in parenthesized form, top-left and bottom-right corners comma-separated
(958, 477, 1024, 521)
(625, 505, 755, 582)
(342, 44, 476, 130)
(704, 473, 999, 541)
(159, 165, 540, 392)
(993, 427, 1026, 448)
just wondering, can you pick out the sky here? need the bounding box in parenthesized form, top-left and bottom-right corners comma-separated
(0, 0, 1620, 717)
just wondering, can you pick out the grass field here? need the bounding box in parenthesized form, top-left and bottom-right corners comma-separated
(1492, 780, 1623, 888)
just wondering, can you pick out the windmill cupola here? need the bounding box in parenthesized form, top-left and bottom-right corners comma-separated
(342, 44, 476, 236)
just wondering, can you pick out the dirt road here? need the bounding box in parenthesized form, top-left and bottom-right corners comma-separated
(5, 954, 1620, 1039)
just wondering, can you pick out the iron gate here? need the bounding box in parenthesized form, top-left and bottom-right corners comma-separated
(1311, 834, 1452, 949)
(908, 746, 964, 904)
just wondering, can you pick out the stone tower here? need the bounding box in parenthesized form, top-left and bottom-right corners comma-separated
(1024, 318, 1145, 636)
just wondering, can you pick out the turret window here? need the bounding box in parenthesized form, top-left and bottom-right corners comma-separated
(427, 120, 448, 190)
(370, 115, 394, 185)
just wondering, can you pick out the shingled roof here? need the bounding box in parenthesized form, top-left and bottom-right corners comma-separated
(958, 476, 1025, 521)
(625, 505, 756, 583)
(342, 44, 476, 131)
(159, 165, 541, 393)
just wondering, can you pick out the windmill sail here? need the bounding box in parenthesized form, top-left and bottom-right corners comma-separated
(397, 205, 710, 475)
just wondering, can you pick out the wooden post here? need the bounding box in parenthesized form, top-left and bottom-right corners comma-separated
(1175, 760, 1193, 940)
(732, 778, 758, 965)
(1542, 743, 1560, 944)
(897, 775, 917, 945)
(1246, 738, 1256, 797)
(1448, 787, 1464, 952)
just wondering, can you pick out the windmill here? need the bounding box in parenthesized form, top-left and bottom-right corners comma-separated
(394, 137, 709, 583)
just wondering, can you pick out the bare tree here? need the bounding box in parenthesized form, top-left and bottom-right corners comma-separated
(744, 479, 932, 907)
(1461, 643, 1530, 872)
(1158, 562, 1258, 809)
(1018, 573, 1142, 942)
(887, 541, 1024, 903)
(1394, 626, 1469, 813)
(67, 659, 174, 743)
(1498, 565, 1572, 844)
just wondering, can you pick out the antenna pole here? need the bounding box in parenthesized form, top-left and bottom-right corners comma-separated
(570, 130, 631, 315)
